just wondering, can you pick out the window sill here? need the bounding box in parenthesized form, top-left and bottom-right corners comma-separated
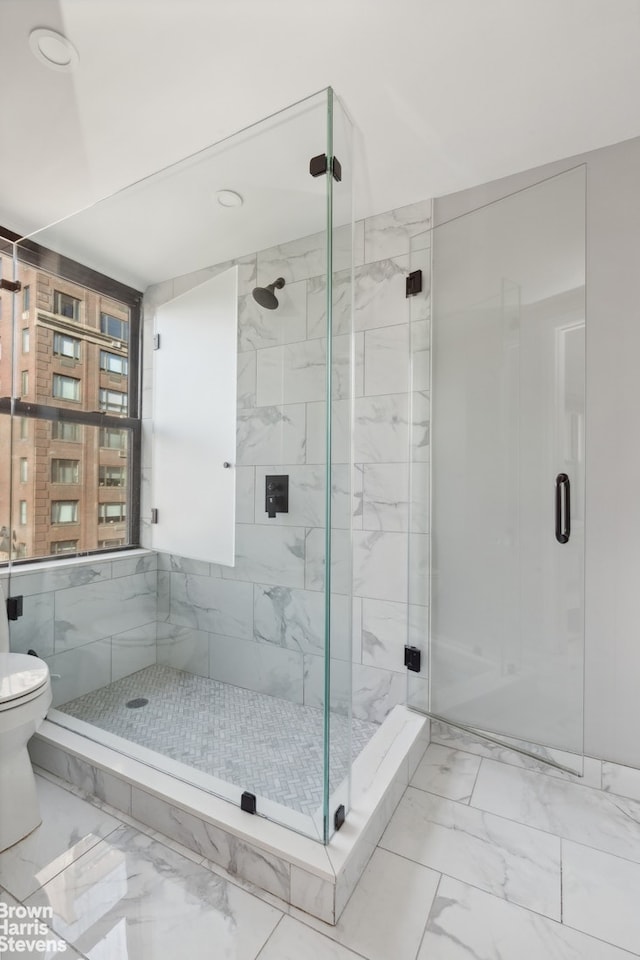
(0, 547, 153, 575)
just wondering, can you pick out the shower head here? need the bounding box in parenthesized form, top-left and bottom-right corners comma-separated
(252, 277, 285, 310)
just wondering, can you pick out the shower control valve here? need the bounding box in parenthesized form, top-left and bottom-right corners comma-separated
(265, 474, 289, 519)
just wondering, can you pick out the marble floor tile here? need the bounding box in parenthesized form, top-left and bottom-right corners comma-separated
(562, 840, 640, 954)
(602, 760, 640, 804)
(0, 775, 120, 901)
(380, 787, 561, 918)
(25, 824, 281, 960)
(411, 744, 482, 802)
(0, 886, 86, 959)
(259, 916, 364, 960)
(419, 875, 635, 960)
(471, 759, 640, 862)
(290, 847, 439, 960)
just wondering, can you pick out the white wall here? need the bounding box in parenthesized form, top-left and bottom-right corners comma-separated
(434, 135, 640, 767)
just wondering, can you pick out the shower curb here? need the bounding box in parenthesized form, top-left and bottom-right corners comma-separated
(29, 706, 429, 923)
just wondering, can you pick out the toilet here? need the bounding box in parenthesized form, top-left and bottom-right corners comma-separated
(0, 590, 52, 851)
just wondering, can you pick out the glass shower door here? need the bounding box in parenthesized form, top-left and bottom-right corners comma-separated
(413, 167, 586, 769)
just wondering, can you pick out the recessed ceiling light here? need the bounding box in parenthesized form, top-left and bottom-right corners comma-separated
(29, 28, 78, 72)
(216, 190, 244, 208)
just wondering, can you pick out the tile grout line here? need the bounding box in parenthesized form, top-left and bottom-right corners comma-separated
(412, 871, 443, 960)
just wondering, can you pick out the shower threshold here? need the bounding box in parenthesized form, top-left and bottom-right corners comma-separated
(29, 700, 428, 923)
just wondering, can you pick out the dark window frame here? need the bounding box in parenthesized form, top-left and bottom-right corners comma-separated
(0, 224, 142, 566)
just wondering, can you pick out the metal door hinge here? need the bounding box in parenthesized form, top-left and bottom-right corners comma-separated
(404, 645, 421, 672)
(405, 270, 423, 298)
(334, 804, 346, 831)
(309, 153, 342, 182)
(0, 279, 22, 293)
(6, 595, 23, 621)
(150, 508, 158, 524)
(153, 334, 160, 350)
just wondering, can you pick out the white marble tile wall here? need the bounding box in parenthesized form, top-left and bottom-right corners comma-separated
(145, 197, 432, 721)
(7, 552, 158, 707)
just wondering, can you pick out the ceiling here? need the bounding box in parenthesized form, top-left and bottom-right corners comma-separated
(1, 0, 639, 285)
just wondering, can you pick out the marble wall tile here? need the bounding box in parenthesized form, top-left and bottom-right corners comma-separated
(254, 584, 351, 660)
(381, 786, 561, 919)
(237, 349, 256, 408)
(9, 591, 54, 656)
(364, 198, 432, 262)
(362, 462, 410, 531)
(411, 318, 430, 392)
(222, 524, 305, 588)
(257, 339, 327, 406)
(351, 663, 406, 723)
(419, 876, 630, 960)
(257, 230, 326, 286)
(303, 653, 351, 714)
(238, 278, 307, 351)
(289, 868, 335, 925)
(251, 463, 351, 529)
(111, 551, 158, 580)
(304, 527, 351, 596)
(411, 390, 430, 462)
(167, 553, 211, 576)
(210, 633, 304, 702)
(156, 569, 170, 621)
(54, 571, 156, 651)
(353, 394, 409, 463)
(361, 598, 407, 672)
(46, 638, 112, 707)
(306, 399, 351, 465)
(237, 403, 306, 465)
(563, 840, 640, 954)
(307, 267, 352, 340)
(11, 559, 113, 597)
(410, 461, 430, 534)
(353, 530, 408, 603)
(156, 622, 210, 677)
(28, 741, 132, 815)
(354, 257, 412, 333)
(363, 324, 410, 397)
(111, 620, 157, 681)
(235, 465, 256, 524)
(408, 533, 430, 607)
(602, 760, 640, 803)
(170, 572, 253, 639)
(351, 597, 363, 664)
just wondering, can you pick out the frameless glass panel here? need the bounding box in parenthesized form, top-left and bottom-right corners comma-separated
(419, 168, 586, 769)
(0, 236, 16, 567)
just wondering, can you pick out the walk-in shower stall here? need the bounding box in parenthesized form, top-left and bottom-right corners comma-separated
(0, 88, 367, 844)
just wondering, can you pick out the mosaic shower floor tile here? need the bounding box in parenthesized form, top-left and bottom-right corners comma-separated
(59, 664, 378, 815)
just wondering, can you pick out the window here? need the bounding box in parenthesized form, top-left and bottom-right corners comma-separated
(52, 374, 80, 401)
(99, 427, 128, 450)
(99, 538, 125, 549)
(53, 332, 81, 360)
(20, 370, 28, 396)
(19, 417, 28, 439)
(51, 501, 78, 524)
(51, 459, 80, 484)
(19, 501, 27, 525)
(22, 328, 29, 353)
(98, 503, 126, 524)
(100, 350, 128, 375)
(50, 540, 77, 555)
(54, 291, 81, 320)
(99, 388, 127, 414)
(99, 465, 126, 487)
(51, 421, 81, 442)
(19, 458, 28, 482)
(100, 312, 128, 342)
(23, 285, 30, 312)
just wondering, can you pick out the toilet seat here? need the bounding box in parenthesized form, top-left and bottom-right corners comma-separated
(0, 653, 50, 710)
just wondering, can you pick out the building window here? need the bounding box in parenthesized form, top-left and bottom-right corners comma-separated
(99, 427, 128, 450)
(53, 332, 81, 360)
(23, 285, 30, 312)
(98, 538, 125, 549)
(20, 370, 28, 396)
(19, 458, 28, 482)
(19, 501, 27, 525)
(100, 350, 128, 376)
(22, 328, 29, 353)
(52, 374, 80, 401)
(51, 459, 80, 484)
(51, 421, 82, 442)
(19, 417, 28, 439)
(100, 313, 128, 342)
(50, 540, 78, 555)
(51, 501, 78, 524)
(54, 291, 81, 320)
(98, 503, 126, 524)
(99, 465, 126, 487)
(99, 388, 127, 414)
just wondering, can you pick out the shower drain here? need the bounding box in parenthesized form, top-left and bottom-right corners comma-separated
(126, 697, 149, 709)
